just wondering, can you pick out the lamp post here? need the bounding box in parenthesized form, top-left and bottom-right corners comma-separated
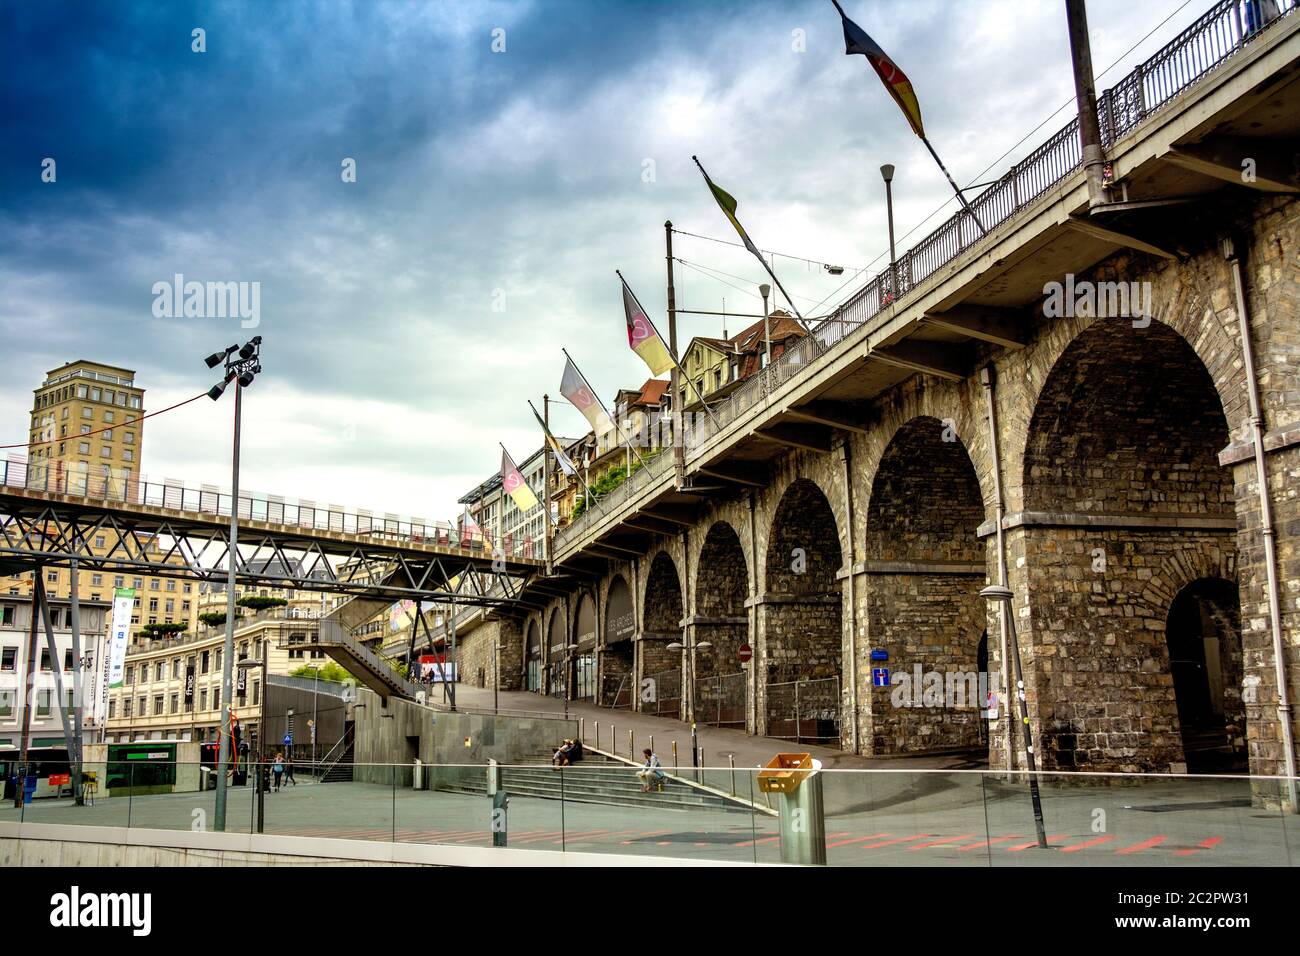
(758, 283, 772, 370)
(208, 336, 263, 833)
(880, 164, 898, 299)
(563, 642, 578, 719)
(980, 583, 1048, 848)
(236, 654, 264, 829)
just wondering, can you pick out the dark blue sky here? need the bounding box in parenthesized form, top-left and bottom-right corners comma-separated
(0, 0, 1204, 519)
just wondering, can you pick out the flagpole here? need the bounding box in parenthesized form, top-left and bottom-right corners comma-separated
(561, 347, 650, 470)
(616, 268, 719, 429)
(530, 398, 602, 519)
(691, 155, 813, 333)
(541, 394, 554, 572)
(921, 136, 987, 236)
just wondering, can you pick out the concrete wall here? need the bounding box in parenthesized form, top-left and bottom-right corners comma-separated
(351, 687, 576, 791)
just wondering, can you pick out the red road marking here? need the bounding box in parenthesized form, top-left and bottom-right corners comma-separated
(958, 835, 1022, 852)
(1005, 834, 1067, 851)
(909, 833, 977, 850)
(1173, 836, 1223, 857)
(826, 833, 890, 849)
(1116, 835, 1168, 855)
(860, 834, 932, 850)
(620, 829, 672, 845)
(1059, 835, 1117, 853)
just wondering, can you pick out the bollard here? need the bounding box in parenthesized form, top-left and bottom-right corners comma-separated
(729, 754, 736, 795)
(579, 717, 584, 742)
(649, 734, 654, 756)
(699, 748, 705, 784)
(611, 724, 616, 753)
(628, 729, 634, 758)
(594, 721, 599, 751)
(487, 759, 508, 848)
(671, 740, 678, 770)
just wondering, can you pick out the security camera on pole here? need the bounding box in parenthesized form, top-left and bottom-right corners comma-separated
(206, 336, 263, 833)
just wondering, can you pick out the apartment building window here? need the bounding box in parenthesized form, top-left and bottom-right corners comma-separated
(153, 695, 163, 715)
(200, 689, 208, 711)
(37, 690, 51, 717)
(122, 699, 131, 717)
(124, 431, 135, 444)
(124, 665, 133, 685)
(137, 696, 145, 715)
(164, 599, 174, 614)
(0, 691, 18, 718)
(133, 596, 141, 609)
(182, 601, 190, 613)
(39, 649, 52, 671)
(130, 396, 141, 409)
(102, 429, 112, 441)
(172, 659, 180, 678)
(0, 605, 13, 627)
(252, 681, 260, 705)
(90, 387, 101, 402)
(183, 583, 191, 594)
(133, 578, 142, 589)
(76, 385, 87, 399)
(170, 694, 178, 714)
(1, 648, 15, 671)
(81, 408, 92, 419)
(201, 651, 210, 674)
(104, 411, 115, 424)
(150, 579, 159, 591)
(46, 570, 57, 583)
(114, 576, 124, 588)
(148, 598, 158, 612)
(108, 699, 116, 719)
(80, 424, 90, 435)
(213, 688, 220, 711)
(166, 580, 175, 592)
(63, 650, 74, 670)
(155, 662, 164, 681)
(91, 574, 103, 586)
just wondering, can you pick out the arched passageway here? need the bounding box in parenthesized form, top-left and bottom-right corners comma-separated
(602, 575, 635, 707)
(545, 607, 565, 698)
(1166, 578, 1246, 773)
(1020, 319, 1238, 772)
(641, 552, 684, 718)
(525, 618, 541, 693)
(864, 416, 987, 755)
(571, 592, 597, 702)
(763, 478, 843, 744)
(693, 521, 749, 728)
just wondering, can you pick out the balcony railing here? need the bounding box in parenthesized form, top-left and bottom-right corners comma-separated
(554, 0, 1295, 555)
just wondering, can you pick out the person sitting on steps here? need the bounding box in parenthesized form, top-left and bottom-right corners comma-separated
(637, 748, 665, 792)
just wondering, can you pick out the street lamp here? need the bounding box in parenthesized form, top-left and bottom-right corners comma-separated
(880, 164, 898, 300)
(980, 583, 1048, 848)
(236, 651, 266, 831)
(210, 336, 263, 833)
(758, 283, 772, 370)
(563, 642, 578, 719)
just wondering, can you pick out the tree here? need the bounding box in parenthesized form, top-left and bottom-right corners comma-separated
(237, 595, 288, 611)
(137, 622, 186, 640)
(289, 661, 354, 683)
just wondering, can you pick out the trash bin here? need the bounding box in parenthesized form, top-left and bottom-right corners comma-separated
(22, 775, 38, 805)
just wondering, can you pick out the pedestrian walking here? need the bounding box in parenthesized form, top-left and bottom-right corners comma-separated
(272, 752, 284, 791)
(284, 753, 297, 786)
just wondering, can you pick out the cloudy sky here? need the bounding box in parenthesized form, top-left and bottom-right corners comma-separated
(1, 0, 1205, 522)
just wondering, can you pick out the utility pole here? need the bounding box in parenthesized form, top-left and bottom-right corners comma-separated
(1066, 0, 1108, 207)
(543, 393, 553, 574)
(665, 221, 685, 487)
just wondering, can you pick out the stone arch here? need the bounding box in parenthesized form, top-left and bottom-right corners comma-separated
(1016, 317, 1239, 773)
(641, 551, 684, 716)
(545, 605, 565, 697)
(691, 521, 750, 728)
(863, 415, 988, 755)
(570, 591, 598, 702)
(602, 574, 635, 706)
(762, 477, 843, 743)
(524, 616, 542, 693)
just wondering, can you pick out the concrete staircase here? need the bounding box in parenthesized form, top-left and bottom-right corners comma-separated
(438, 749, 763, 814)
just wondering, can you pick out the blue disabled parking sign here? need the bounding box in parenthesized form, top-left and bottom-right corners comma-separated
(872, 668, 890, 687)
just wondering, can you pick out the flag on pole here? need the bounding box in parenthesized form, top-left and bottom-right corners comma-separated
(560, 355, 614, 434)
(530, 401, 576, 477)
(831, 1, 925, 138)
(500, 446, 540, 512)
(622, 276, 673, 376)
(696, 162, 765, 263)
(460, 505, 487, 547)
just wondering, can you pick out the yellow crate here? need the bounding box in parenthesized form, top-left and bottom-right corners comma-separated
(756, 752, 813, 794)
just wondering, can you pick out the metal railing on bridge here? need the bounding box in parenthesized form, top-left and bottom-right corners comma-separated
(553, 0, 1297, 555)
(2, 456, 539, 559)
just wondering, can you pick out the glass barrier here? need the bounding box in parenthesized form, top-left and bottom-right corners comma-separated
(2, 761, 1294, 866)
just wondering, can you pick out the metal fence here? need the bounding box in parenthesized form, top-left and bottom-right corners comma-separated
(553, 0, 1296, 557)
(695, 671, 746, 729)
(2, 456, 538, 558)
(766, 677, 841, 748)
(643, 668, 682, 720)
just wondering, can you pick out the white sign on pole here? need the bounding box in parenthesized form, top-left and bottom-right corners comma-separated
(106, 587, 135, 689)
